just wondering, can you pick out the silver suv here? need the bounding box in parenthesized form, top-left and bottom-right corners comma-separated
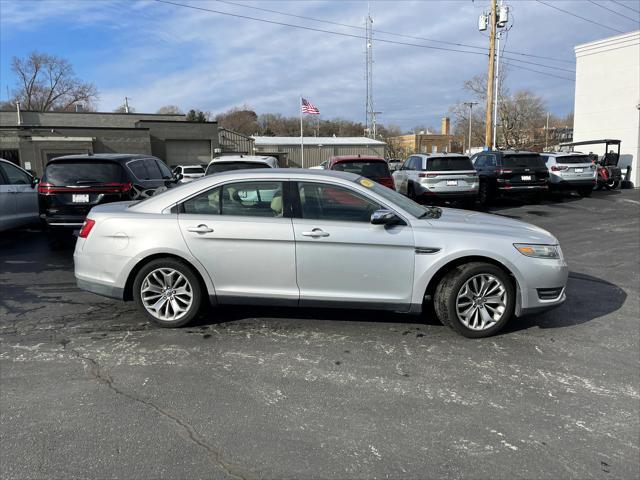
(393, 154, 478, 204)
(541, 152, 596, 197)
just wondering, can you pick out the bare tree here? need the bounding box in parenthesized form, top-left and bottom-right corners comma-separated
(10, 52, 98, 112)
(215, 106, 259, 134)
(156, 105, 183, 115)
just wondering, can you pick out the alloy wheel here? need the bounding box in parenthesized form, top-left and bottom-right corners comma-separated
(455, 273, 507, 331)
(140, 267, 193, 321)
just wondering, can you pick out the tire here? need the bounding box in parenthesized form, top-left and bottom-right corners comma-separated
(577, 187, 592, 197)
(407, 183, 416, 201)
(478, 181, 492, 206)
(133, 258, 203, 328)
(433, 262, 515, 338)
(605, 180, 619, 190)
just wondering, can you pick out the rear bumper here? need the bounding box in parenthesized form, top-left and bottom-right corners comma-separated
(41, 213, 86, 228)
(549, 179, 596, 189)
(420, 191, 478, 199)
(498, 184, 548, 193)
(76, 278, 124, 300)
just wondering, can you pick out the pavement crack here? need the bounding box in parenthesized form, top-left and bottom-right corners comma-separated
(63, 342, 250, 480)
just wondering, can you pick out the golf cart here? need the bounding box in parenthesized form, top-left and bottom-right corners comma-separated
(560, 139, 623, 190)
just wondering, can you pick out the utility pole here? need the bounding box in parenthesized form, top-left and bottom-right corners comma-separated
(463, 102, 478, 154)
(372, 111, 383, 138)
(545, 112, 550, 150)
(484, 0, 497, 149)
(124, 96, 130, 114)
(365, 5, 374, 136)
(492, 29, 502, 149)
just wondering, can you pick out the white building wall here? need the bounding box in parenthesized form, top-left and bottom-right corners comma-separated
(574, 31, 640, 185)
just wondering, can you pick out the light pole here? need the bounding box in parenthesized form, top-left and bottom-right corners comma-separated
(463, 102, 478, 154)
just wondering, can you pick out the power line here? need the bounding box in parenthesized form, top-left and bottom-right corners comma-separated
(502, 62, 575, 82)
(611, 0, 640, 15)
(154, 0, 575, 82)
(502, 55, 576, 73)
(214, 0, 574, 64)
(535, 0, 625, 34)
(154, 0, 489, 57)
(587, 0, 640, 23)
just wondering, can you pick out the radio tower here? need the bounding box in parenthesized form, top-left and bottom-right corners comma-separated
(365, 6, 375, 137)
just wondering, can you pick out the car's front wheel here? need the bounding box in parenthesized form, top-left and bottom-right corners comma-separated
(434, 262, 515, 338)
(133, 258, 203, 327)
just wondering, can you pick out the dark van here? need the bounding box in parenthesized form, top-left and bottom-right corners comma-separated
(39, 154, 178, 238)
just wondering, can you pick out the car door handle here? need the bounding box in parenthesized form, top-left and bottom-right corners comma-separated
(302, 228, 330, 238)
(187, 224, 214, 234)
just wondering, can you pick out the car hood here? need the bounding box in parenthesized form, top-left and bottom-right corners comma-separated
(422, 207, 558, 244)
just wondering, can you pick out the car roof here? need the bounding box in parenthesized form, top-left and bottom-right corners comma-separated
(208, 155, 277, 165)
(543, 151, 590, 157)
(130, 169, 361, 213)
(484, 150, 538, 155)
(176, 164, 205, 168)
(413, 153, 470, 159)
(47, 153, 157, 164)
(330, 155, 385, 163)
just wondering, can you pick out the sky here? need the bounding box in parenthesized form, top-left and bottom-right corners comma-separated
(1, 0, 639, 130)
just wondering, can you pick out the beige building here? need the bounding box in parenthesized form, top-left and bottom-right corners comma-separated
(389, 117, 463, 158)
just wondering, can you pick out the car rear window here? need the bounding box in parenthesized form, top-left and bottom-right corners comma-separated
(502, 155, 546, 168)
(554, 155, 591, 164)
(332, 161, 390, 178)
(44, 161, 124, 185)
(206, 162, 267, 175)
(184, 167, 204, 174)
(425, 157, 474, 171)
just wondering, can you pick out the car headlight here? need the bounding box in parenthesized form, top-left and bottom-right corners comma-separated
(514, 243, 560, 259)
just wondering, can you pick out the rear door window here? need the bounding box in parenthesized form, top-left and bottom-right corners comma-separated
(206, 162, 266, 175)
(502, 155, 546, 168)
(155, 160, 173, 179)
(556, 155, 591, 164)
(332, 161, 390, 177)
(44, 161, 124, 185)
(143, 159, 163, 180)
(425, 157, 474, 171)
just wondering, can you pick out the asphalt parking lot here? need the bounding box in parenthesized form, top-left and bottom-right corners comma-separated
(1, 189, 639, 480)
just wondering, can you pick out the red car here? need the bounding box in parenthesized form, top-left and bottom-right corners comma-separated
(327, 155, 395, 190)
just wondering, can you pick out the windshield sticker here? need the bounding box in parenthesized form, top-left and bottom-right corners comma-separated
(359, 178, 375, 188)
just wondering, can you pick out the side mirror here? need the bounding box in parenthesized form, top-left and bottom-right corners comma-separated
(371, 209, 402, 226)
(173, 173, 184, 183)
(31, 176, 39, 188)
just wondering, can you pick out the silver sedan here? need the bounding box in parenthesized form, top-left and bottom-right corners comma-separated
(74, 169, 568, 338)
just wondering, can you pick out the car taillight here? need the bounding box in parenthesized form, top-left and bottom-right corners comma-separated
(79, 219, 95, 238)
(102, 182, 132, 193)
(419, 173, 439, 178)
(551, 165, 568, 171)
(38, 182, 54, 194)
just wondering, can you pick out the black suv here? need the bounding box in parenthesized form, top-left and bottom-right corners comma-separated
(471, 150, 549, 205)
(39, 154, 179, 237)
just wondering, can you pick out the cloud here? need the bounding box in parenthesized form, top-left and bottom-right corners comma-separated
(2, 0, 636, 128)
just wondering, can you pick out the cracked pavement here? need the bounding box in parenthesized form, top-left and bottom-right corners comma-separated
(1, 189, 639, 479)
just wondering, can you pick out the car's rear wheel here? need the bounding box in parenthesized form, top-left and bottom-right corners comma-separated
(605, 179, 619, 190)
(478, 181, 492, 206)
(133, 258, 202, 327)
(434, 262, 515, 338)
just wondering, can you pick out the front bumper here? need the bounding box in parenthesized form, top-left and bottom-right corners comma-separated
(515, 257, 569, 316)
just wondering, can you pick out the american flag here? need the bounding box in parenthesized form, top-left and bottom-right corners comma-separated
(301, 97, 320, 115)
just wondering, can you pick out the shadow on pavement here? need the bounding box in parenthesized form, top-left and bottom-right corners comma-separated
(501, 271, 627, 334)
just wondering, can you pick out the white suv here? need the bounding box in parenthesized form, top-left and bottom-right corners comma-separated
(172, 165, 205, 183)
(541, 152, 596, 197)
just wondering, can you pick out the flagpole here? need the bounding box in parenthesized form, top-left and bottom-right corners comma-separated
(300, 95, 304, 169)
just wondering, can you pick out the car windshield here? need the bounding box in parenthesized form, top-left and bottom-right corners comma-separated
(502, 155, 546, 168)
(206, 162, 267, 175)
(425, 157, 474, 171)
(44, 161, 124, 185)
(354, 176, 441, 219)
(183, 167, 204, 174)
(555, 155, 591, 164)
(333, 161, 390, 178)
